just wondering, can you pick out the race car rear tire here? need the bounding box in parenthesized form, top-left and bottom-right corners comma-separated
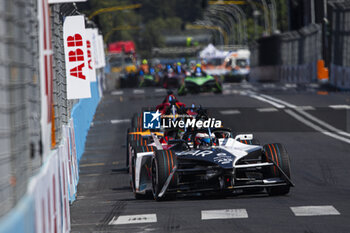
(178, 85, 186, 96)
(263, 143, 291, 196)
(214, 82, 223, 94)
(131, 113, 141, 128)
(126, 128, 130, 169)
(151, 150, 177, 201)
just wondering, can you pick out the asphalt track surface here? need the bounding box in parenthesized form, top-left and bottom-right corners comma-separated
(70, 83, 350, 233)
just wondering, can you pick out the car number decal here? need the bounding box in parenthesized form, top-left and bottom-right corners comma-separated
(177, 150, 213, 157)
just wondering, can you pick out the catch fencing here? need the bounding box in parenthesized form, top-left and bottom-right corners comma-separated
(0, 0, 37, 217)
(328, 2, 350, 89)
(0, 0, 78, 219)
(250, 24, 322, 83)
(0, 1, 105, 232)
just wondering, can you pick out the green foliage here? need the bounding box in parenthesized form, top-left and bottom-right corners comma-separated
(82, 0, 208, 55)
(81, 0, 289, 52)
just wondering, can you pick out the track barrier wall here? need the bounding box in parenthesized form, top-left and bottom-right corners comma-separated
(0, 79, 101, 232)
(250, 24, 321, 83)
(72, 81, 101, 164)
(328, 2, 350, 89)
(0, 1, 104, 232)
(251, 2, 350, 89)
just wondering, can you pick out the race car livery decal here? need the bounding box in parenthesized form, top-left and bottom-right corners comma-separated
(213, 152, 233, 165)
(176, 149, 213, 157)
(176, 148, 235, 168)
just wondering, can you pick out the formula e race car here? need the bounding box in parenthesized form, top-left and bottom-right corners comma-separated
(177, 74, 222, 95)
(163, 70, 185, 89)
(127, 126, 293, 201)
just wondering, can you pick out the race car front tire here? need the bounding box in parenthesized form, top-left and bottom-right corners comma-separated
(151, 150, 177, 201)
(263, 143, 291, 196)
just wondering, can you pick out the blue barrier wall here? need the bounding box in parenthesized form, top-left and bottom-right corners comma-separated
(0, 81, 101, 233)
(71, 81, 101, 163)
(0, 195, 35, 233)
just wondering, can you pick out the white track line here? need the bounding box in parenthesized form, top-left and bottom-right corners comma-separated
(241, 84, 253, 89)
(285, 83, 297, 88)
(309, 83, 320, 88)
(111, 90, 124, 95)
(285, 110, 350, 144)
(296, 106, 315, 111)
(255, 93, 350, 139)
(249, 95, 285, 109)
(110, 119, 131, 124)
(294, 109, 350, 138)
(155, 88, 166, 93)
(262, 83, 276, 88)
(223, 89, 232, 95)
(220, 109, 241, 115)
(259, 94, 296, 108)
(290, 205, 340, 217)
(257, 107, 278, 112)
(109, 214, 157, 225)
(329, 105, 350, 110)
(201, 209, 248, 220)
(133, 89, 145, 94)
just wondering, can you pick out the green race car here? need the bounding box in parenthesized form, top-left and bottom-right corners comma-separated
(178, 74, 222, 95)
(139, 74, 158, 87)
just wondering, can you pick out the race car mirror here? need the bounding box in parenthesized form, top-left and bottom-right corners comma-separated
(235, 134, 253, 141)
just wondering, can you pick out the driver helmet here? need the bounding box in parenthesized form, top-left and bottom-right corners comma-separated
(142, 59, 148, 65)
(168, 94, 176, 102)
(195, 133, 211, 147)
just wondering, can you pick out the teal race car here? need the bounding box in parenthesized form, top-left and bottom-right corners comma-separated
(178, 73, 222, 95)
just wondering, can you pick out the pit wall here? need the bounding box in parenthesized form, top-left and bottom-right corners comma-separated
(0, 80, 102, 233)
(330, 64, 350, 90)
(249, 62, 318, 83)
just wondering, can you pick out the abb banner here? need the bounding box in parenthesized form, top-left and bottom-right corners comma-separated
(91, 29, 100, 69)
(63, 15, 91, 99)
(97, 34, 106, 68)
(85, 29, 97, 82)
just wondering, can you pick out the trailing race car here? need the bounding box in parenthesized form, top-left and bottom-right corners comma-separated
(139, 68, 161, 87)
(178, 71, 222, 95)
(139, 73, 156, 87)
(127, 126, 293, 201)
(163, 70, 184, 89)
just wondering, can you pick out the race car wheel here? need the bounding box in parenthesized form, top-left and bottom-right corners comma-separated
(263, 143, 291, 196)
(126, 128, 130, 169)
(178, 85, 186, 96)
(214, 82, 223, 94)
(131, 113, 141, 128)
(151, 150, 177, 201)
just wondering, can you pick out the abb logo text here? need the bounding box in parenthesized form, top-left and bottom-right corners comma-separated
(67, 34, 85, 80)
(87, 40, 93, 69)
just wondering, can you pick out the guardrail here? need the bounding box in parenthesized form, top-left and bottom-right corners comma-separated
(250, 24, 321, 83)
(0, 1, 104, 232)
(328, 2, 350, 89)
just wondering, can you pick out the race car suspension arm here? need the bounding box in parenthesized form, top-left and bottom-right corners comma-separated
(158, 165, 177, 198)
(270, 160, 295, 187)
